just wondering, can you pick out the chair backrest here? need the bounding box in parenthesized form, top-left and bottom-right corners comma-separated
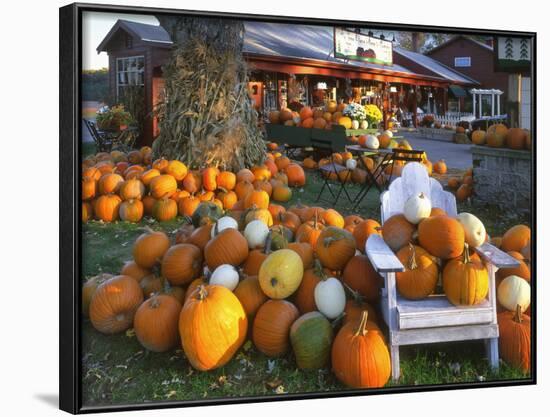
(310, 125, 346, 153)
(380, 162, 457, 223)
(265, 124, 312, 147)
(83, 119, 102, 145)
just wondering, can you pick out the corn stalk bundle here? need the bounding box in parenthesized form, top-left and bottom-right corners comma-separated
(153, 16, 266, 171)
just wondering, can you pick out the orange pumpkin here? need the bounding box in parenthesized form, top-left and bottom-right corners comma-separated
(152, 198, 178, 222)
(120, 260, 151, 282)
(82, 273, 112, 317)
(293, 263, 326, 314)
(142, 195, 157, 216)
(165, 160, 188, 181)
(252, 300, 299, 357)
(94, 194, 122, 222)
(285, 163, 306, 187)
(275, 156, 291, 171)
(89, 275, 144, 334)
(186, 224, 213, 251)
(296, 218, 325, 248)
(433, 160, 447, 174)
(287, 242, 314, 269)
(202, 167, 219, 191)
(506, 128, 527, 150)
(396, 244, 438, 300)
(342, 255, 382, 302)
(182, 171, 202, 194)
(498, 306, 531, 373)
(353, 219, 382, 252)
(98, 173, 124, 195)
(82, 177, 96, 201)
(180, 285, 247, 370)
(273, 211, 302, 234)
(243, 249, 269, 277)
(178, 195, 201, 217)
(251, 165, 271, 182)
(244, 189, 270, 210)
(332, 311, 391, 388)
(236, 168, 255, 183)
(418, 215, 465, 259)
(133, 229, 170, 269)
(161, 243, 203, 286)
(234, 276, 268, 319)
(235, 180, 254, 201)
(149, 175, 177, 199)
(382, 214, 416, 252)
(217, 171, 237, 191)
(119, 199, 144, 222)
(322, 209, 345, 228)
(134, 294, 182, 352)
(82, 201, 93, 222)
(204, 228, 249, 269)
(501, 225, 531, 253)
(315, 227, 356, 271)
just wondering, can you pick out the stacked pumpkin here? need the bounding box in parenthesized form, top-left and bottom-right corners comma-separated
(267, 101, 349, 130)
(82, 148, 307, 224)
(487, 223, 532, 373)
(446, 167, 474, 202)
(471, 125, 532, 151)
(83, 200, 395, 388)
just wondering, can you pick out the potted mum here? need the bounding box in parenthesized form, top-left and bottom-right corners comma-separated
(364, 104, 383, 129)
(342, 103, 367, 129)
(96, 105, 134, 132)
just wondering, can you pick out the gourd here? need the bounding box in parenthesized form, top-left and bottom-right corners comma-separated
(456, 212, 486, 248)
(179, 285, 247, 371)
(290, 312, 334, 369)
(210, 264, 240, 291)
(258, 249, 303, 299)
(497, 275, 530, 313)
(314, 275, 346, 319)
(403, 192, 431, 224)
(244, 220, 270, 249)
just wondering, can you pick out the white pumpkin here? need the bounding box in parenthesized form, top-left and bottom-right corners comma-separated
(211, 216, 239, 238)
(365, 135, 379, 150)
(293, 115, 301, 125)
(244, 220, 270, 249)
(346, 158, 357, 170)
(456, 212, 486, 247)
(497, 275, 530, 313)
(314, 277, 346, 319)
(210, 264, 240, 291)
(403, 192, 432, 224)
(360, 120, 369, 129)
(351, 119, 360, 130)
(384, 129, 394, 138)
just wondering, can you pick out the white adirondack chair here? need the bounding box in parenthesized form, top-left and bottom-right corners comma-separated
(366, 162, 520, 382)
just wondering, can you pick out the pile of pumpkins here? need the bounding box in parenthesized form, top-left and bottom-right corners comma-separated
(81, 148, 306, 224)
(83, 201, 396, 388)
(383, 192, 532, 373)
(471, 124, 532, 151)
(267, 101, 376, 131)
(447, 167, 474, 202)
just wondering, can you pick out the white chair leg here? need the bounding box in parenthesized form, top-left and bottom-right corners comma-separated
(486, 338, 499, 370)
(390, 345, 400, 382)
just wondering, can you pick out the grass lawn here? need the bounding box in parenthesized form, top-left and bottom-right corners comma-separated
(81, 167, 531, 407)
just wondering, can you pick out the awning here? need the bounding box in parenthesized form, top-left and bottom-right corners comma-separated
(449, 84, 468, 98)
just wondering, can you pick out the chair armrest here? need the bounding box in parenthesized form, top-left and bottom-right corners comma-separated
(474, 242, 521, 268)
(365, 235, 405, 273)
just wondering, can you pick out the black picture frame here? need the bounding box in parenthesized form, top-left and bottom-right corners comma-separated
(60, 2, 536, 414)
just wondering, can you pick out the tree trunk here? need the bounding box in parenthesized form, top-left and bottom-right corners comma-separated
(153, 16, 266, 171)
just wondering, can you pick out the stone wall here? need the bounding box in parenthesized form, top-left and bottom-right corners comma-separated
(398, 127, 455, 142)
(472, 145, 532, 212)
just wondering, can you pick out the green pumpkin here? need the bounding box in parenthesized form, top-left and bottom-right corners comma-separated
(270, 225, 294, 250)
(290, 311, 333, 370)
(192, 202, 223, 227)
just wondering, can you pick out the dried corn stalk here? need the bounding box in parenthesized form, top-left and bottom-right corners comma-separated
(153, 16, 266, 171)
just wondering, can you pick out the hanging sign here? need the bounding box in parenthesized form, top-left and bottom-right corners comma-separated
(494, 36, 532, 73)
(334, 28, 393, 66)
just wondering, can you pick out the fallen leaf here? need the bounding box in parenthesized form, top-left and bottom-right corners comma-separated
(166, 390, 177, 399)
(275, 385, 287, 394)
(265, 378, 283, 389)
(125, 329, 135, 338)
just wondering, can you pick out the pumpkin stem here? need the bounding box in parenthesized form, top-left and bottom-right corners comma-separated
(196, 284, 208, 300)
(264, 232, 273, 254)
(354, 310, 369, 337)
(515, 304, 523, 323)
(343, 282, 365, 303)
(462, 243, 471, 264)
(313, 259, 328, 280)
(150, 295, 161, 309)
(270, 277, 278, 287)
(407, 243, 418, 270)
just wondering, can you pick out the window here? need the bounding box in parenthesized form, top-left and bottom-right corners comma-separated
(454, 57, 471, 67)
(116, 56, 144, 99)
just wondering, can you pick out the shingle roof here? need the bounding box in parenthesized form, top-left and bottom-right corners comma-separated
(242, 21, 420, 77)
(425, 35, 493, 56)
(394, 46, 479, 85)
(96, 19, 172, 52)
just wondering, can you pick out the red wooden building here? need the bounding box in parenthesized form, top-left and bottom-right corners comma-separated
(424, 35, 509, 113)
(97, 20, 479, 145)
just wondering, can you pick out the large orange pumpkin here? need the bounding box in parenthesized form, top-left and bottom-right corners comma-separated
(97, 173, 124, 195)
(506, 128, 527, 150)
(353, 219, 382, 252)
(82, 177, 96, 201)
(94, 194, 122, 222)
(119, 178, 145, 201)
(134, 294, 182, 352)
(382, 214, 416, 252)
(296, 218, 325, 248)
(443, 244, 488, 306)
(293, 263, 326, 314)
(165, 160, 188, 181)
(178, 195, 201, 217)
(315, 227, 356, 270)
(396, 244, 438, 300)
(244, 189, 270, 210)
(82, 273, 112, 317)
(120, 260, 150, 282)
(252, 300, 299, 357)
(89, 275, 144, 334)
(287, 242, 314, 269)
(152, 198, 178, 222)
(204, 228, 249, 269)
(498, 305, 531, 373)
(342, 255, 382, 302)
(285, 163, 306, 187)
(501, 225, 531, 252)
(331, 311, 391, 388)
(149, 175, 177, 199)
(179, 285, 248, 370)
(234, 275, 267, 319)
(119, 199, 144, 222)
(182, 171, 202, 193)
(418, 215, 465, 259)
(202, 167, 219, 191)
(133, 229, 170, 269)
(161, 243, 203, 286)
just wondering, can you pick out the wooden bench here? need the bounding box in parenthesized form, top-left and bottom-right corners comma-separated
(365, 162, 520, 381)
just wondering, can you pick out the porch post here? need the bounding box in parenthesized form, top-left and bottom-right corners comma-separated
(497, 94, 501, 116)
(472, 93, 476, 118)
(479, 94, 482, 117)
(491, 93, 495, 116)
